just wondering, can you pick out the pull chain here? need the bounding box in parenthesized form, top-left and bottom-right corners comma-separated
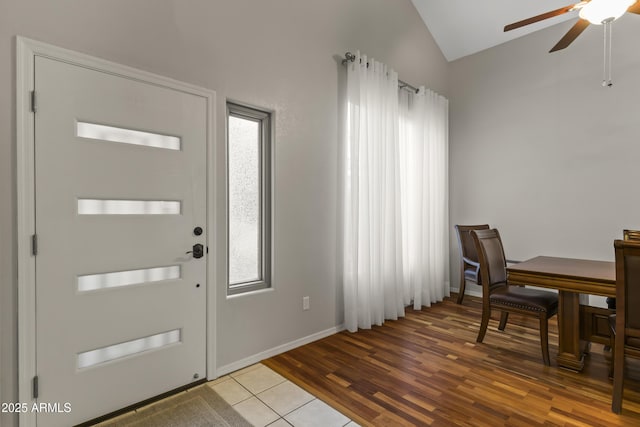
(602, 18, 613, 87)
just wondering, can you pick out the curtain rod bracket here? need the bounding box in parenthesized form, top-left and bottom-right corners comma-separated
(343, 52, 356, 64)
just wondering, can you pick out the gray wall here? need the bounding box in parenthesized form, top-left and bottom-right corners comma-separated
(449, 16, 640, 296)
(0, 1, 448, 424)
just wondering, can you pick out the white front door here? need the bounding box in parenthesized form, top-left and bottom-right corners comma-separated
(33, 54, 209, 426)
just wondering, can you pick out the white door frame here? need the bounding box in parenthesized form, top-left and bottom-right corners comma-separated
(16, 36, 217, 427)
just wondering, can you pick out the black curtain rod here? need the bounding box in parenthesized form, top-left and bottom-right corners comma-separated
(342, 52, 419, 94)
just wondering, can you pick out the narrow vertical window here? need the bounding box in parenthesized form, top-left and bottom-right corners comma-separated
(227, 102, 271, 294)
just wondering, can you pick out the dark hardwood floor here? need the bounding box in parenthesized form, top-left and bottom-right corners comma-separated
(264, 295, 640, 426)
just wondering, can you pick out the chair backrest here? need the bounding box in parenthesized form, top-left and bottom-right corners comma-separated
(472, 229, 508, 298)
(623, 229, 640, 241)
(614, 239, 640, 335)
(455, 224, 490, 263)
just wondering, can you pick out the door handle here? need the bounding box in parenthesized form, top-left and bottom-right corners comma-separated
(186, 243, 204, 259)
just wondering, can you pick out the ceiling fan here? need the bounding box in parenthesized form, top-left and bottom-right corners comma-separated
(504, 0, 640, 85)
(505, 0, 640, 52)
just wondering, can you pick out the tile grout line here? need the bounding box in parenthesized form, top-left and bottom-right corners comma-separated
(229, 369, 318, 426)
(243, 379, 303, 426)
(220, 364, 356, 427)
(228, 375, 285, 426)
(255, 392, 318, 419)
(249, 376, 313, 418)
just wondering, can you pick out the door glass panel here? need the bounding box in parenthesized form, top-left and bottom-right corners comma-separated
(77, 122, 181, 150)
(78, 199, 181, 215)
(77, 329, 182, 369)
(78, 266, 181, 292)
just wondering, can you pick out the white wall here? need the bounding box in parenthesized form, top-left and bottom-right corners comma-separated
(449, 16, 640, 299)
(0, 1, 448, 425)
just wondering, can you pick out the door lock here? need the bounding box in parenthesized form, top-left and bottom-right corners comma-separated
(187, 243, 204, 259)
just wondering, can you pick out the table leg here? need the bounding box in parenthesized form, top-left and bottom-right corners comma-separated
(556, 291, 590, 371)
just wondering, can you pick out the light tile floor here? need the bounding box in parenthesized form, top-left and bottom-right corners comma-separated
(209, 363, 359, 427)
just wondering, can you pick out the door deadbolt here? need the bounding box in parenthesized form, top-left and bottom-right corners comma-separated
(193, 226, 203, 236)
(187, 243, 204, 259)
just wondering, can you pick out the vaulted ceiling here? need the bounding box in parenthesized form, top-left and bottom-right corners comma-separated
(411, 0, 580, 61)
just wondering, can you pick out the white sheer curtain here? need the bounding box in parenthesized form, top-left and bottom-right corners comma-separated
(344, 51, 449, 332)
(399, 88, 449, 310)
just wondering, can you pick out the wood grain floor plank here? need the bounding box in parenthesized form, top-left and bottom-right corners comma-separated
(264, 295, 640, 426)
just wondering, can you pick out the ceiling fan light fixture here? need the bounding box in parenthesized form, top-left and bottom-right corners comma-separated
(578, 0, 635, 24)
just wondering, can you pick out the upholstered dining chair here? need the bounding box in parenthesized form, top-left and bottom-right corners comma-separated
(454, 224, 490, 304)
(610, 239, 640, 413)
(471, 229, 559, 365)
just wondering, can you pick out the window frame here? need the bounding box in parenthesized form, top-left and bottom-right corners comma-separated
(226, 102, 272, 295)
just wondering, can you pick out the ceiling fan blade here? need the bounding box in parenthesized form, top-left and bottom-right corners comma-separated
(549, 19, 590, 52)
(628, 1, 640, 14)
(504, 4, 580, 32)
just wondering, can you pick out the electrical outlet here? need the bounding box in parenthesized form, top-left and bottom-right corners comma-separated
(303, 296, 310, 311)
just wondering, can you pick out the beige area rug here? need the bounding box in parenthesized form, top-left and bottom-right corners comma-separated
(99, 385, 251, 427)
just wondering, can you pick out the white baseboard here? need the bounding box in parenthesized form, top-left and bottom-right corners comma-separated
(215, 325, 345, 377)
(451, 287, 482, 298)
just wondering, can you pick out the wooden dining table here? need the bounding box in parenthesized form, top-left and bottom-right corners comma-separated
(506, 256, 615, 371)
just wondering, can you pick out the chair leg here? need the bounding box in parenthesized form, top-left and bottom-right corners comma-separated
(457, 268, 466, 304)
(477, 307, 490, 343)
(612, 339, 625, 413)
(498, 312, 509, 331)
(608, 335, 615, 379)
(539, 314, 550, 366)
